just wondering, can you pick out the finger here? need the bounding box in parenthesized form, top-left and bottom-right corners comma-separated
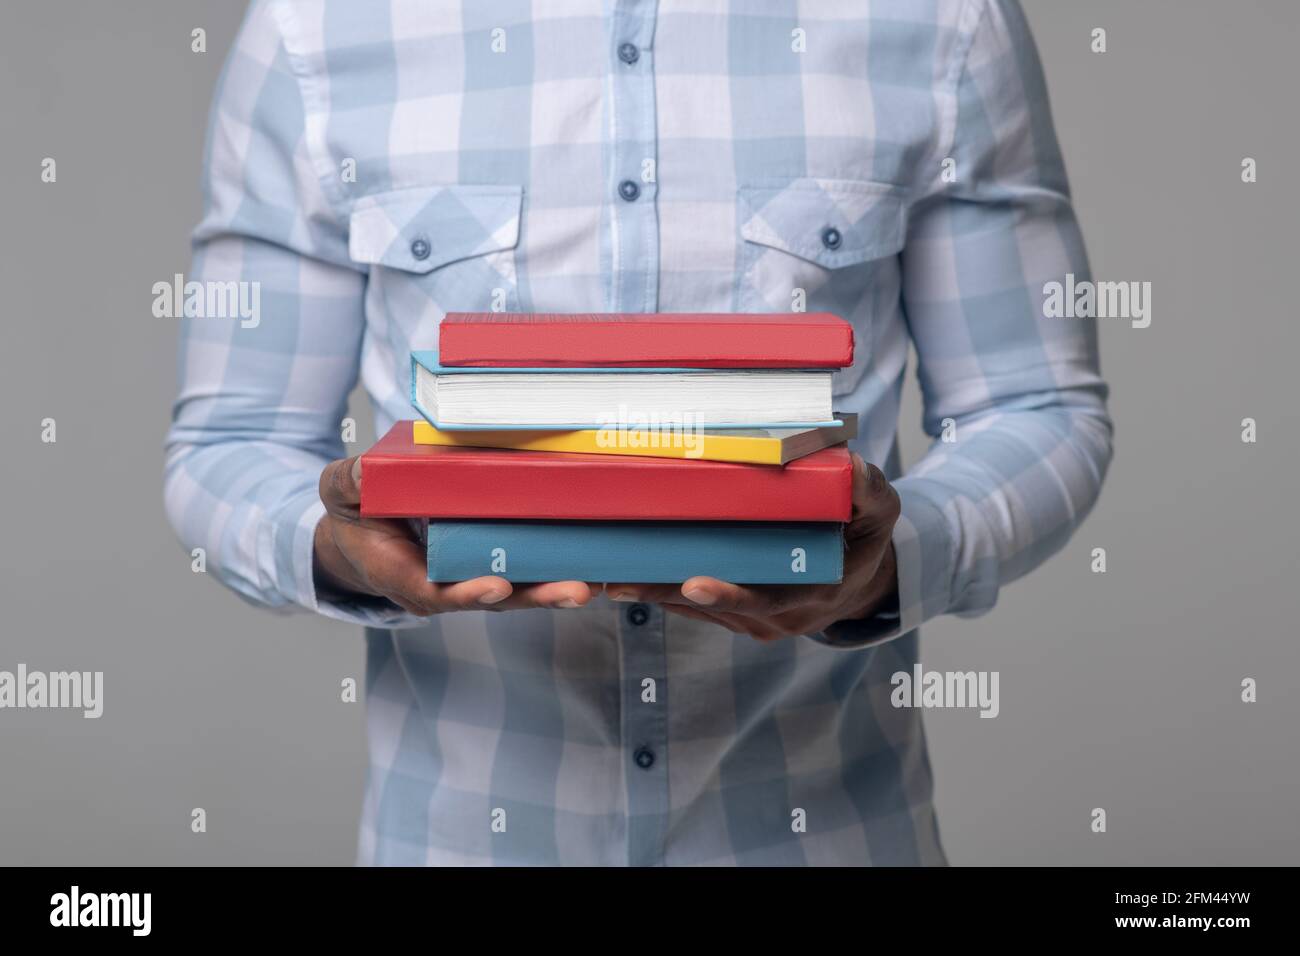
(337, 523, 512, 613)
(488, 580, 598, 610)
(676, 576, 820, 616)
(425, 577, 519, 612)
(351, 513, 597, 612)
(387, 578, 516, 616)
(319, 456, 363, 515)
(609, 579, 818, 615)
(847, 453, 901, 543)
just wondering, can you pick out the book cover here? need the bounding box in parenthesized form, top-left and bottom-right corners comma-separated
(410, 414, 858, 465)
(410, 352, 840, 431)
(361, 422, 853, 521)
(426, 520, 845, 584)
(437, 311, 854, 368)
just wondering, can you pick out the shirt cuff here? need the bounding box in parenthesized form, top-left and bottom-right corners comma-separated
(272, 487, 431, 629)
(809, 480, 958, 650)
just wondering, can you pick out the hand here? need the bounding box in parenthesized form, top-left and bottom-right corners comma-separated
(607, 454, 900, 641)
(314, 456, 600, 615)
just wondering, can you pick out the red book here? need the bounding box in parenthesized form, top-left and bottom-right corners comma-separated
(437, 312, 854, 368)
(360, 422, 852, 521)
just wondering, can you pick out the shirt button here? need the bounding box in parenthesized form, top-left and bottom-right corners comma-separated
(618, 42, 639, 65)
(820, 227, 842, 250)
(410, 236, 431, 260)
(618, 180, 640, 202)
(626, 603, 650, 627)
(634, 747, 655, 770)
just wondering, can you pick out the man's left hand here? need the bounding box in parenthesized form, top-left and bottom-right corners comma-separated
(608, 454, 901, 641)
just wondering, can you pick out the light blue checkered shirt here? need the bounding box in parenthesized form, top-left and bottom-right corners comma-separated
(166, 0, 1111, 865)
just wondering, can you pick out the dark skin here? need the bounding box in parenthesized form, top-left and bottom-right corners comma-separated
(314, 456, 599, 613)
(606, 453, 900, 640)
(314, 452, 900, 636)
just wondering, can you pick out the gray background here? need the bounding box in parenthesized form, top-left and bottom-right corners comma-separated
(1, 1, 1296, 865)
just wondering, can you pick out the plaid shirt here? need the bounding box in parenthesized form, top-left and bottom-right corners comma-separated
(166, 0, 1111, 865)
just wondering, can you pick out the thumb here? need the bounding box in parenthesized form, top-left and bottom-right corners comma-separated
(319, 456, 363, 514)
(846, 453, 901, 542)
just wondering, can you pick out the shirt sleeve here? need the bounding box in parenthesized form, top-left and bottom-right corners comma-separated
(163, 0, 420, 629)
(820, 0, 1114, 648)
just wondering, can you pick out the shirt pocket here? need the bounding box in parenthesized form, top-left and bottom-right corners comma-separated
(737, 177, 906, 395)
(349, 184, 524, 343)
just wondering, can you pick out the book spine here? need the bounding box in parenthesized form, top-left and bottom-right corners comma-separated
(361, 449, 852, 521)
(438, 320, 853, 368)
(426, 521, 844, 583)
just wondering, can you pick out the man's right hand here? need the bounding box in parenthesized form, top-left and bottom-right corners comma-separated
(314, 456, 599, 615)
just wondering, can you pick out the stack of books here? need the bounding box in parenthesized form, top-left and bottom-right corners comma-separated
(359, 312, 857, 585)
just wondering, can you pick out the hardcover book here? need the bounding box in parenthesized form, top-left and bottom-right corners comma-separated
(410, 414, 858, 465)
(410, 352, 838, 430)
(360, 422, 853, 521)
(437, 311, 854, 368)
(424, 520, 845, 584)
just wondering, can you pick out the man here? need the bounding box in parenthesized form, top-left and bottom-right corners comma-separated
(166, 0, 1111, 865)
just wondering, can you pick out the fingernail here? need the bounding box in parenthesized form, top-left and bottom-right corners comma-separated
(478, 589, 508, 605)
(554, 598, 580, 609)
(608, 591, 635, 602)
(350, 457, 363, 486)
(683, 587, 716, 606)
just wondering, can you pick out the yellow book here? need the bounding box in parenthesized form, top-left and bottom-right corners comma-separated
(412, 415, 857, 465)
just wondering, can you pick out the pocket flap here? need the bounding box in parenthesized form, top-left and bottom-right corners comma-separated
(349, 184, 523, 273)
(739, 178, 905, 268)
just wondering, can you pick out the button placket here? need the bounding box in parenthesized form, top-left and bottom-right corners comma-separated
(609, 0, 665, 865)
(620, 597, 668, 865)
(608, 0, 659, 314)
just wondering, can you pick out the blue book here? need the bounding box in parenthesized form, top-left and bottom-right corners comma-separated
(410, 351, 841, 431)
(424, 520, 845, 584)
